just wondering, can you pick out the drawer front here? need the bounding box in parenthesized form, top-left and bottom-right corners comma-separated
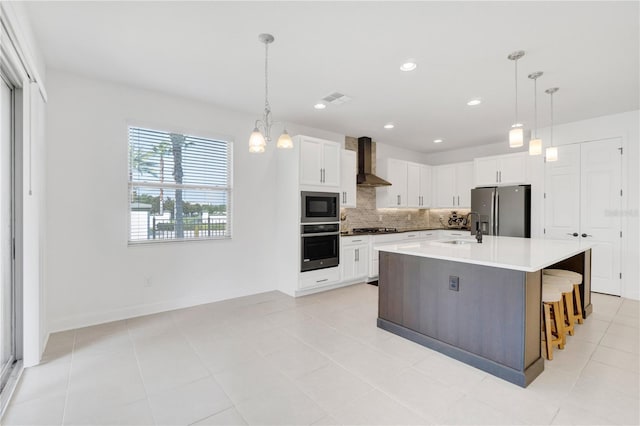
(299, 267, 340, 289)
(341, 235, 369, 246)
(420, 231, 441, 240)
(441, 230, 469, 238)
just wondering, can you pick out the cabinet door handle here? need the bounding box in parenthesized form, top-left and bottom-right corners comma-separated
(316, 278, 328, 283)
(496, 171, 499, 183)
(320, 169, 323, 183)
(499, 171, 502, 182)
(567, 233, 579, 237)
(581, 233, 592, 238)
(355, 248, 359, 262)
(452, 196, 455, 206)
(397, 195, 400, 205)
(352, 239, 362, 243)
(457, 196, 460, 206)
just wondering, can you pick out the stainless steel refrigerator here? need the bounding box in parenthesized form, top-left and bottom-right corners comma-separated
(470, 185, 531, 238)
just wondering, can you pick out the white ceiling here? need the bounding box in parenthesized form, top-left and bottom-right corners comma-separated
(24, 1, 639, 153)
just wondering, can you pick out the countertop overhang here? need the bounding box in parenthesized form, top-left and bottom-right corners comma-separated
(374, 236, 593, 272)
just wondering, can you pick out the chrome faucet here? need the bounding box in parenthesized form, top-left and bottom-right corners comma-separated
(466, 212, 483, 244)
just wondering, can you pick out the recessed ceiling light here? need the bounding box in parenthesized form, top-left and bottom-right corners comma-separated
(313, 103, 326, 110)
(384, 123, 395, 129)
(433, 139, 443, 144)
(467, 98, 482, 106)
(400, 61, 417, 72)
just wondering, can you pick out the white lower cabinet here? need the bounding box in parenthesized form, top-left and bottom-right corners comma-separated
(299, 267, 341, 290)
(341, 236, 369, 282)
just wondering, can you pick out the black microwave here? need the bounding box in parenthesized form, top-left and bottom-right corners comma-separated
(301, 191, 340, 223)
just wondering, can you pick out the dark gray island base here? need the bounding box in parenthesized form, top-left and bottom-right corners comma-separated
(377, 249, 591, 387)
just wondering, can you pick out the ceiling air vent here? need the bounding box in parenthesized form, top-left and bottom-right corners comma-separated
(321, 92, 352, 105)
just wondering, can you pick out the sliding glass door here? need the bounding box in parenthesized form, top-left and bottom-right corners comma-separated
(0, 74, 15, 392)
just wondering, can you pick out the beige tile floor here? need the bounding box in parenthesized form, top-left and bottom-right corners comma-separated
(2, 285, 639, 425)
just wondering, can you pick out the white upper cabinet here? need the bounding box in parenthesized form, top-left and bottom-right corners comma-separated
(474, 152, 527, 187)
(433, 162, 472, 208)
(385, 159, 408, 207)
(407, 163, 432, 208)
(455, 162, 473, 207)
(321, 142, 340, 186)
(377, 159, 431, 208)
(299, 136, 341, 187)
(340, 150, 357, 208)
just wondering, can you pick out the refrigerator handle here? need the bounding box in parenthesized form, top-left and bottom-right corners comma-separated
(495, 191, 500, 235)
(490, 190, 495, 235)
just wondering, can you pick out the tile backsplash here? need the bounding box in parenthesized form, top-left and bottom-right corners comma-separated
(341, 136, 469, 232)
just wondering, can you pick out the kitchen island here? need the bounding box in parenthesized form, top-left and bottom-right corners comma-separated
(375, 235, 592, 387)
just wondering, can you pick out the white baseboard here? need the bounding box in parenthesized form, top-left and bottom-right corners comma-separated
(295, 280, 360, 297)
(47, 289, 269, 333)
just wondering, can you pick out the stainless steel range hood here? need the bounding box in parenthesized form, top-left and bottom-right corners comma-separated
(357, 137, 392, 187)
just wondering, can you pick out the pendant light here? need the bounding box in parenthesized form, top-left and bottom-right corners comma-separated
(545, 87, 559, 162)
(249, 33, 292, 153)
(527, 71, 543, 156)
(508, 50, 525, 148)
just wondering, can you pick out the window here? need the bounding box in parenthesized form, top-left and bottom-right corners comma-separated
(128, 126, 232, 243)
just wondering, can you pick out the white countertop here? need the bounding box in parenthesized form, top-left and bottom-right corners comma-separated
(374, 236, 593, 272)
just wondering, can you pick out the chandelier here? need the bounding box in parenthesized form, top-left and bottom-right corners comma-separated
(249, 33, 292, 153)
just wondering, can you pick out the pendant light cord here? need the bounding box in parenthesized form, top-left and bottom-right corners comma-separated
(514, 58, 518, 124)
(264, 41, 270, 112)
(550, 91, 554, 147)
(533, 78, 538, 138)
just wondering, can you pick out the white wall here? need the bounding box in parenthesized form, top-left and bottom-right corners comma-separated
(376, 141, 431, 165)
(45, 70, 343, 332)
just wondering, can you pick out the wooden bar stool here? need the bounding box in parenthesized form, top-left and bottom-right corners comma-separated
(543, 269, 584, 324)
(542, 285, 564, 360)
(543, 275, 576, 340)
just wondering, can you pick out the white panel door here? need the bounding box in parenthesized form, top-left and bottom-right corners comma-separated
(321, 141, 340, 187)
(580, 139, 622, 295)
(545, 144, 581, 241)
(299, 138, 323, 185)
(406, 162, 421, 208)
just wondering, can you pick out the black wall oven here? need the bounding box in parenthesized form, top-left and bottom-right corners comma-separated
(301, 191, 339, 223)
(301, 223, 339, 272)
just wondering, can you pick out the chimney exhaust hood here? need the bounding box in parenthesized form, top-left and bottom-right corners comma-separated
(357, 137, 392, 187)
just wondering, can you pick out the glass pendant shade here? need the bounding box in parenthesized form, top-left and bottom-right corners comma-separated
(509, 125, 524, 148)
(276, 130, 293, 149)
(249, 127, 266, 153)
(546, 146, 558, 162)
(529, 138, 542, 155)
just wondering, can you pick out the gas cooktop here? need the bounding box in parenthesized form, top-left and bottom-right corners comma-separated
(351, 227, 399, 234)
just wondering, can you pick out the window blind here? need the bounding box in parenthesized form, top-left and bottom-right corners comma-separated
(128, 126, 232, 242)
